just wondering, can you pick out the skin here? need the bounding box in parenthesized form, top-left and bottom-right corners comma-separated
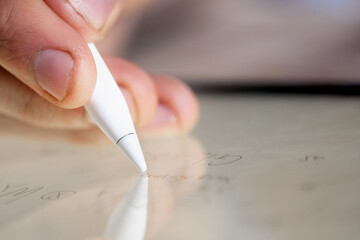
(0, 0, 199, 136)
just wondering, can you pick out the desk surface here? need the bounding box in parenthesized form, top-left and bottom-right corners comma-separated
(1, 94, 360, 240)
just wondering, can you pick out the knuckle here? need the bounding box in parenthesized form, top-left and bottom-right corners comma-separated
(20, 88, 57, 127)
(0, 72, 48, 127)
(20, 89, 43, 122)
(0, 0, 16, 55)
(0, 0, 36, 65)
(0, 0, 14, 31)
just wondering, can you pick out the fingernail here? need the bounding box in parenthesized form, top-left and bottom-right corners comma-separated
(68, 0, 116, 30)
(144, 104, 178, 130)
(32, 49, 73, 101)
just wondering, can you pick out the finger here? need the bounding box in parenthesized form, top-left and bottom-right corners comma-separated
(141, 75, 199, 136)
(44, 0, 152, 42)
(0, 60, 149, 130)
(0, 0, 96, 108)
(0, 67, 93, 129)
(104, 56, 158, 127)
(0, 114, 108, 146)
(44, 0, 124, 41)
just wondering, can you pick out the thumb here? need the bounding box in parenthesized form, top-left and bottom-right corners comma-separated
(0, 0, 96, 109)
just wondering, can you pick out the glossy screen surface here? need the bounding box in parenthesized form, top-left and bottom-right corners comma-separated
(0, 94, 360, 240)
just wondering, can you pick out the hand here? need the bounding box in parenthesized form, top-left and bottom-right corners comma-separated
(0, 0, 199, 136)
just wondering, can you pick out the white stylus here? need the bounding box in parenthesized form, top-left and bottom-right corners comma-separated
(85, 43, 147, 172)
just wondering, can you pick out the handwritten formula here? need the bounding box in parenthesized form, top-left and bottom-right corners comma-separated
(0, 184, 76, 205)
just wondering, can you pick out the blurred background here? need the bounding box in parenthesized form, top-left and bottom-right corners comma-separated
(99, 0, 360, 87)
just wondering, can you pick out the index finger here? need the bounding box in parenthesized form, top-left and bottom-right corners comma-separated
(44, 0, 141, 41)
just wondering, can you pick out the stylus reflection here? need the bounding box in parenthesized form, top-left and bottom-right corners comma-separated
(104, 173, 148, 240)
